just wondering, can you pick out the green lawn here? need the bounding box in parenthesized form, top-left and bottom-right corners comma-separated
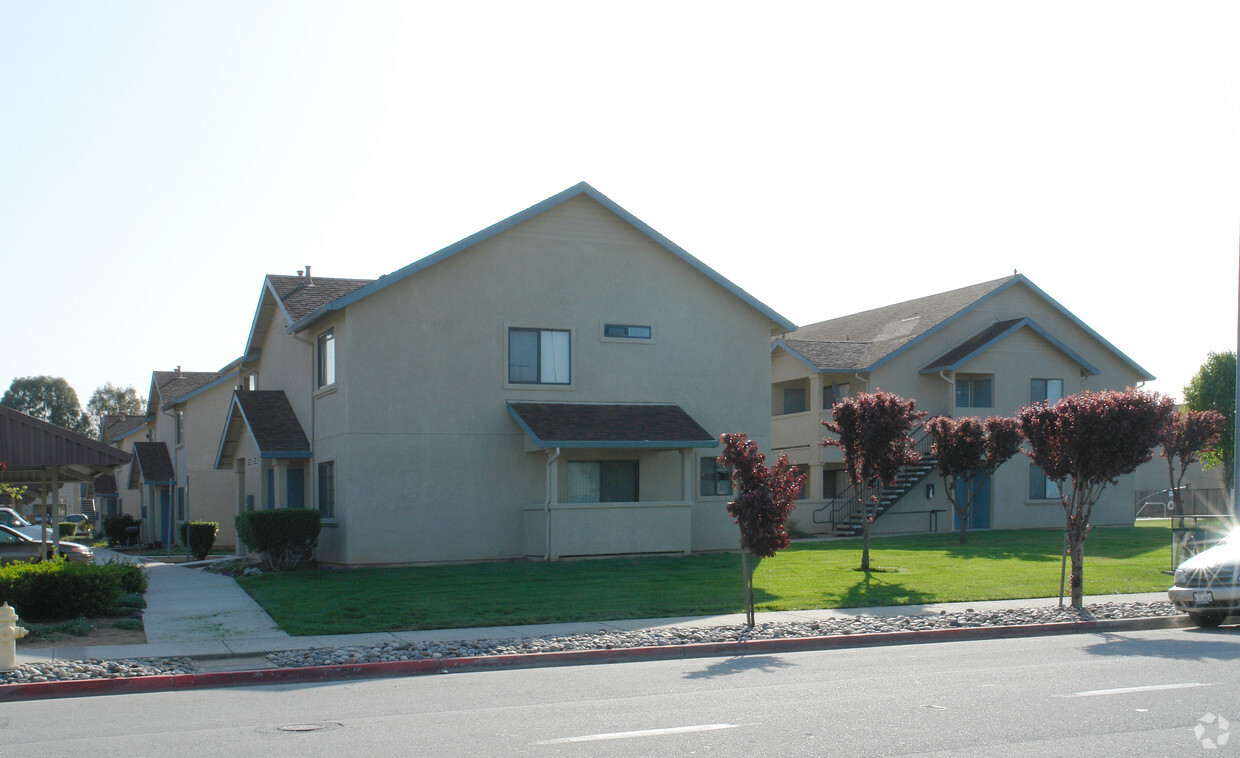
(236, 524, 1177, 636)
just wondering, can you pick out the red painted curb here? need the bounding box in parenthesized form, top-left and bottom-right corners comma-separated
(0, 615, 1189, 702)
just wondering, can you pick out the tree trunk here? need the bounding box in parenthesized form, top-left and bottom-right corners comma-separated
(740, 547, 755, 628)
(957, 510, 968, 545)
(1067, 516, 1088, 609)
(860, 499, 872, 572)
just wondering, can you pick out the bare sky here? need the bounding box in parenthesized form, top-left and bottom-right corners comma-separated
(2, 1, 1237, 406)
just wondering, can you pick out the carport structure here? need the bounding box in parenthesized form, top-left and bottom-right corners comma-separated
(0, 405, 132, 552)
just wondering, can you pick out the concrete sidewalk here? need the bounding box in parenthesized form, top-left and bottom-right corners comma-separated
(13, 550, 1174, 673)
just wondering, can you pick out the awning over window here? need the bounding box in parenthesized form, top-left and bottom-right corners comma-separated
(214, 391, 311, 469)
(130, 442, 174, 487)
(507, 402, 717, 449)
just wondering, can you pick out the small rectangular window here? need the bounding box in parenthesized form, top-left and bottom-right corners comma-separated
(1029, 463, 1061, 500)
(317, 330, 336, 388)
(603, 324, 652, 339)
(699, 458, 733, 497)
(508, 328, 570, 384)
(1031, 378, 1064, 404)
(177, 487, 186, 520)
(174, 410, 184, 445)
(318, 461, 336, 519)
(956, 376, 994, 408)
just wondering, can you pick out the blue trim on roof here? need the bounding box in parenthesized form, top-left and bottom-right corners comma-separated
(219, 350, 261, 374)
(918, 318, 1101, 375)
(771, 341, 823, 373)
(212, 394, 243, 470)
(160, 370, 241, 410)
(214, 392, 312, 470)
(845, 275, 1152, 380)
(288, 182, 796, 334)
(505, 403, 718, 449)
(242, 278, 296, 357)
(112, 418, 152, 444)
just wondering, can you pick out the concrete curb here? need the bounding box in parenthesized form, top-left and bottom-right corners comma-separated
(0, 615, 1191, 703)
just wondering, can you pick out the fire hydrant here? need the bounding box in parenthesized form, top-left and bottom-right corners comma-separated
(0, 602, 29, 671)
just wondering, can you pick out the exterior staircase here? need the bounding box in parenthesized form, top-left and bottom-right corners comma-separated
(812, 426, 938, 537)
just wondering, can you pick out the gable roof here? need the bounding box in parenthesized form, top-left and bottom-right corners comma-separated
(775, 274, 1153, 380)
(0, 405, 133, 485)
(285, 182, 796, 335)
(102, 413, 150, 444)
(214, 391, 311, 468)
(507, 402, 717, 449)
(919, 317, 1100, 375)
(129, 441, 174, 487)
(242, 274, 374, 356)
(148, 370, 227, 414)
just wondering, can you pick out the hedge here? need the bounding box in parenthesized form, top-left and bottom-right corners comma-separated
(235, 509, 321, 571)
(178, 521, 219, 561)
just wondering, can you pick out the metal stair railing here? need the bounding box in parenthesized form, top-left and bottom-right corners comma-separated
(813, 425, 938, 534)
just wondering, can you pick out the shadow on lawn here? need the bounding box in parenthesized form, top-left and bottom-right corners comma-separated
(830, 570, 935, 610)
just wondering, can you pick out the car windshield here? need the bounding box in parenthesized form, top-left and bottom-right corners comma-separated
(0, 509, 33, 528)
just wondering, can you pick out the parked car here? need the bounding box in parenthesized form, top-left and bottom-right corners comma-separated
(0, 507, 53, 540)
(65, 513, 92, 534)
(0, 524, 94, 565)
(1168, 532, 1240, 627)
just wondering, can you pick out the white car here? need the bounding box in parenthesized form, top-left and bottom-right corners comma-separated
(0, 507, 55, 541)
(1168, 532, 1240, 627)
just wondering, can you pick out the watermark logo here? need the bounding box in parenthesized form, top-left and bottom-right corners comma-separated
(1195, 713, 1230, 750)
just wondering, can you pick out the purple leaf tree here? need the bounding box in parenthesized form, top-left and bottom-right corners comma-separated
(924, 415, 1023, 545)
(1159, 408, 1224, 516)
(821, 391, 925, 572)
(1017, 388, 1173, 608)
(718, 432, 806, 627)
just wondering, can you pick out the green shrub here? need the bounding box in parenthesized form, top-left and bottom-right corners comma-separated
(0, 560, 124, 620)
(178, 521, 220, 561)
(235, 509, 321, 571)
(58, 522, 76, 538)
(98, 560, 149, 594)
(102, 514, 141, 545)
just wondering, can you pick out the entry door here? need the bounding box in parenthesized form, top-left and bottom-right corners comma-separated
(286, 468, 305, 509)
(952, 476, 992, 530)
(159, 489, 173, 545)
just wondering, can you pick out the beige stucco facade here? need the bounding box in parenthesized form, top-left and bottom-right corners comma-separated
(773, 276, 1156, 537)
(222, 186, 789, 566)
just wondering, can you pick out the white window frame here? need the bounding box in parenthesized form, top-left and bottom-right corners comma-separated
(317, 329, 336, 389)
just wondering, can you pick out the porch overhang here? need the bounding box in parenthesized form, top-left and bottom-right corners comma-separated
(129, 442, 175, 488)
(214, 391, 311, 469)
(507, 402, 718, 451)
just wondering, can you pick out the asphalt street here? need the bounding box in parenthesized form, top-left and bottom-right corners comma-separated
(2, 626, 1238, 757)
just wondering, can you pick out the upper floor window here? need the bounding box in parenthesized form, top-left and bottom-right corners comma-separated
(783, 387, 808, 415)
(603, 324, 652, 340)
(174, 410, 184, 445)
(318, 461, 336, 519)
(508, 328, 570, 385)
(1031, 378, 1064, 404)
(956, 376, 993, 408)
(823, 382, 851, 409)
(700, 458, 733, 497)
(317, 329, 336, 388)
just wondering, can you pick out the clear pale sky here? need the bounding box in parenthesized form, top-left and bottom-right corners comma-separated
(2, 1, 1237, 407)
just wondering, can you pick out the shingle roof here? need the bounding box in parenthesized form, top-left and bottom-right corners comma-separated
(921, 319, 1024, 372)
(231, 391, 310, 456)
(151, 370, 224, 412)
(507, 402, 717, 448)
(131, 442, 174, 484)
(94, 473, 118, 496)
(781, 276, 1016, 371)
(102, 413, 149, 443)
(267, 275, 374, 322)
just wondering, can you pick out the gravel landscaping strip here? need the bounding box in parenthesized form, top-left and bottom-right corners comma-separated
(2, 601, 1181, 685)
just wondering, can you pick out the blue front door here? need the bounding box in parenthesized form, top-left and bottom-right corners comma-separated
(953, 475, 992, 530)
(287, 468, 304, 509)
(159, 489, 173, 545)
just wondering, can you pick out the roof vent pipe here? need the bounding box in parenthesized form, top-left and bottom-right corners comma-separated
(305, 265, 314, 286)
